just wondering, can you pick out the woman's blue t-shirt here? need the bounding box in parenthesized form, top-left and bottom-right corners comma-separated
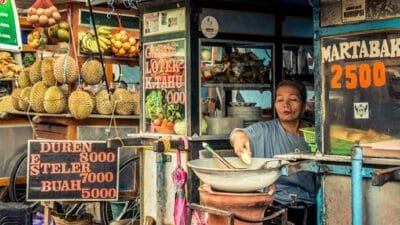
(241, 119, 316, 206)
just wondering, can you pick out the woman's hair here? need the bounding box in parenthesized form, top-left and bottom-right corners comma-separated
(275, 79, 307, 103)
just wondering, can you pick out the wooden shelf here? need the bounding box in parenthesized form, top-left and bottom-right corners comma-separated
(19, 17, 32, 29)
(22, 44, 60, 52)
(202, 83, 271, 90)
(0, 78, 16, 81)
(9, 111, 140, 120)
(78, 52, 140, 66)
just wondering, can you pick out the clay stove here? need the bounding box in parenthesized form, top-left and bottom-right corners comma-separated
(198, 184, 276, 225)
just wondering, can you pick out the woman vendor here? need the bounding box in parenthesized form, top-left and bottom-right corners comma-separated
(230, 79, 316, 225)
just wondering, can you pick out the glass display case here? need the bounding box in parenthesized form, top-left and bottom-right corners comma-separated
(283, 44, 314, 77)
(321, 30, 400, 156)
(198, 39, 274, 136)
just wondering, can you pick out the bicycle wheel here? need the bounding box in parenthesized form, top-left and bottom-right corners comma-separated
(100, 155, 140, 225)
(8, 151, 28, 203)
(8, 151, 46, 211)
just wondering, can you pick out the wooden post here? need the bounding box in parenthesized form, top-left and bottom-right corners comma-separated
(41, 201, 54, 225)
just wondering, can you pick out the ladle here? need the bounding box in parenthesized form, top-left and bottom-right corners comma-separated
(202, 142, 239, 169)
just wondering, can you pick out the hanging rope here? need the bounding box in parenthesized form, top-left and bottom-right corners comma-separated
(87, 0, 110, 95)
(106, 0, 115, 18)
(66, 5, 81, 87)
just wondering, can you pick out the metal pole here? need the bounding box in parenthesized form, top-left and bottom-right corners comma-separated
(316, 173, 324, 225)
(351, 145, 363, 225)
(156, 153, 166, 225)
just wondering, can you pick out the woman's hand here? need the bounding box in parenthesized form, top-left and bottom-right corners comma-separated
(230, 130, 251, 159)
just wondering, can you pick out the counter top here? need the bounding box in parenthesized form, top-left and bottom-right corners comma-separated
(127, 133, 230, 141)
(274, 152, 400, 166)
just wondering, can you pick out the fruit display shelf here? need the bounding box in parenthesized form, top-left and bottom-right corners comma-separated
(7, 111, 140, 120)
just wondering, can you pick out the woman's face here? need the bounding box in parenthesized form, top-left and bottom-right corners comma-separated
(274, 85, 305, 123)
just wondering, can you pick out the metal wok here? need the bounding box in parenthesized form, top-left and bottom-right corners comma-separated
(188, 157, 287, 192)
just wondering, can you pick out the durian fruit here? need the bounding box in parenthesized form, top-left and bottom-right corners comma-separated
(113, 88, 135, 115)
(11, 88, 22, 111)
(30, 81, 48, 113)
(68, 89, 94, 119)
(81, 59, 103, 85)
(85, 90, 96, 113)
(132, 91, 140, 115)
(95, 89, 113, 115)
(41, 57, 56, 86)
(29, 60, 42, 84)
(19, 87, 31, 111)
(44, 86, 66, 114)
(53, 55, 78, 84)
(18, 68, 31, 88)
(0, 96, 14, 113)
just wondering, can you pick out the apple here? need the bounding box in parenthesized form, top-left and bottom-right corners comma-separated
(167, 121, 174, 130)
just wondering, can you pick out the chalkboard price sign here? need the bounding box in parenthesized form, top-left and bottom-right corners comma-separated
(27, 140, 119, 201)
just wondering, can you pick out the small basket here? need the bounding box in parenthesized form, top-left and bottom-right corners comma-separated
(52, 213, 92, 225)
(300, 127, 316, 144)
(308, 143, 317, 153)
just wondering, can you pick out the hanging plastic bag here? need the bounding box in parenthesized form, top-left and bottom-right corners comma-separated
(172, 147, 188, 225)
(46, 9, 69, 43)
(27, 0, 61, 27)
(27, 28, 48, 49)
(191, 210, 208, 225)
(111, 14, 139, 58)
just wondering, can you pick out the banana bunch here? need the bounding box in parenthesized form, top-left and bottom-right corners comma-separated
(79, 26, 112, 54)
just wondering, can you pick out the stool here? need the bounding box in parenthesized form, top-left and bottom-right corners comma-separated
(0, 202, 32, 225)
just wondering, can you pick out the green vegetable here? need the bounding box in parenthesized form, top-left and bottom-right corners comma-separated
(163, 103, 184, 122)
(22, 53, 35, 67)
(145, 90, 163, 120)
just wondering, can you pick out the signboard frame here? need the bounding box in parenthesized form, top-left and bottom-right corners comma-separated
(320, 29, 400, 153)
(320, 0, 400, 27)
(143, 7, 186, 37)
(27, 140, 120, 202)
(142, 38, 187, 135)
(0, 0, 22, 52)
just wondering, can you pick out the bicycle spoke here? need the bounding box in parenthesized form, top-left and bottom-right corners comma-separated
(100, 155, 140, 225)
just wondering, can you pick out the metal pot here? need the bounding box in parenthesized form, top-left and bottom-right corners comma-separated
(205, 117, 243, 135)
(227, 105, 261, 121)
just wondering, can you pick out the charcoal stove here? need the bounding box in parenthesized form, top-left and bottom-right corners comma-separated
(188, 156, 289, 225)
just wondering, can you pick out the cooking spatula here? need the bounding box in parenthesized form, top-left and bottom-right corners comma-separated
(202, 142, 240, 169)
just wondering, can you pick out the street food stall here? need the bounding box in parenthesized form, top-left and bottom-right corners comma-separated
(2, 0, 399, 224)
(130, 0, 400, 225)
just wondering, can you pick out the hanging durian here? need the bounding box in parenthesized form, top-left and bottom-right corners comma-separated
(41, 57, 56, 86)
(113, 88, 135, 115)
(44, 86, 66, 114)
(53, 55, 78, 84)
(81, 59, 103, 85)
(30, 81, 48, 113)
(68, 88, 94, 119)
